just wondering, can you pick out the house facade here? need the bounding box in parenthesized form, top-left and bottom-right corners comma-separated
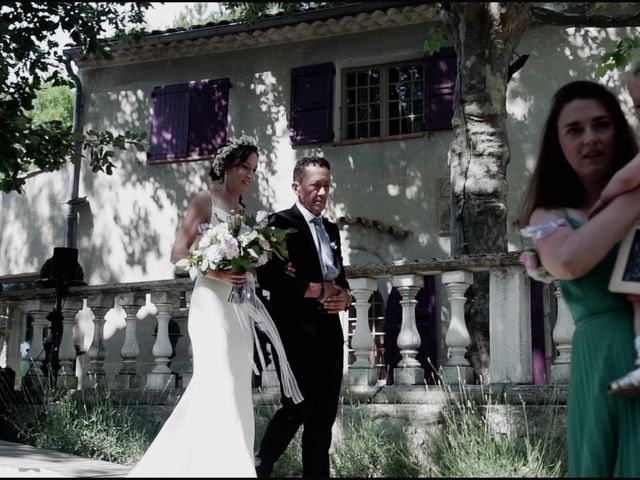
(1, 3, 640, 387)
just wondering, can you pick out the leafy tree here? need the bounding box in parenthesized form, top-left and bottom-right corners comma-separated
(26, 83, 74, 130)
(171, 2, 231, 29)
(223, 2, 352, 24)
(0, 2, 151, 194)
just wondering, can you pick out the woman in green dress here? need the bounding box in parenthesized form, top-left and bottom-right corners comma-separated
(518, 80, 640, 477)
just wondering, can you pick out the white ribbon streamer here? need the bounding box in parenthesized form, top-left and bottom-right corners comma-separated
(232, 273, 304, 404)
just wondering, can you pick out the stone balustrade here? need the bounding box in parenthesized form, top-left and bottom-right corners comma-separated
(0, 253, 574, 393)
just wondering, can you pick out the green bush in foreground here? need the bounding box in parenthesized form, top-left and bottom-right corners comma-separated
(0, 384, 150, 466)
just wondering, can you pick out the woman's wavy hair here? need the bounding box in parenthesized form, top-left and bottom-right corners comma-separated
(208, 144, 259, 183)
(517, 80, 638, 227)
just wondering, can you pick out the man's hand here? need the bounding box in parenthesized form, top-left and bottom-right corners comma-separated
(284, 262, 296, 277)
(322, 285, 351, 313)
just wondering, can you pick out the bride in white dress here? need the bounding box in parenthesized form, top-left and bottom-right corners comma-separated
(129, 136, 300, 477)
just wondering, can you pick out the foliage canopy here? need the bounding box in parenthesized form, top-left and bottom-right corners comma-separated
(0, 2, 151, 194)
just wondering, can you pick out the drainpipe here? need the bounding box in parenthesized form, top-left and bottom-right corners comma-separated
(63, 58, 85, 249)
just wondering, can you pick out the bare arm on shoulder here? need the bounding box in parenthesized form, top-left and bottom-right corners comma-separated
(590, 152, 640, 217)
(533, 187, 640, 280)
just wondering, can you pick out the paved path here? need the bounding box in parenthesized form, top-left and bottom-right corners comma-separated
(0, 440, 131, 477)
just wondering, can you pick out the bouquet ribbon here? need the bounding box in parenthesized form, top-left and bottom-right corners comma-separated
(232, 273, 304, 404)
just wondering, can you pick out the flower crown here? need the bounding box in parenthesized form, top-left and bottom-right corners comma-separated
(211, 133, 258, 176)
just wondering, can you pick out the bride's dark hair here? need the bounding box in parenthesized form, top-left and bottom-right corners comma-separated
(209, 144, 259, 183)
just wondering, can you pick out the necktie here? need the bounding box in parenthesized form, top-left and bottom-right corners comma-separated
(310, 217, 339, 281)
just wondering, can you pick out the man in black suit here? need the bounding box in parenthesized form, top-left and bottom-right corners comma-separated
(255, 156, 352, 478)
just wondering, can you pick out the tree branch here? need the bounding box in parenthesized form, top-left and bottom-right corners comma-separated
(530, 2, 640, 27)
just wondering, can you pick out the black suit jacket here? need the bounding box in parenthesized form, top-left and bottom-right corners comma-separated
(257, 204, 350, 338)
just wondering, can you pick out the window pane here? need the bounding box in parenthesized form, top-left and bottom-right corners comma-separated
(389, 67, 399, 83)
(357, 122, 368, 138)
(347, 123, 356, 139)
(409, 64, 422, 80)
(397, 82, 408, 101)
(389, 119, 399, 136)
(413, 99, 423, 115)
(357, 71, 368, 86)
(399, 66, 411, 82)
(370, 104, 380, 120)
(411, 116, 423, 132)
(358, 105, 368, 121)
(370, 86, 380, 103)
(358, 87, 368, 103)
(346, 73, 356, 88)
(370, 120, 380, 137)
(370, 69, 380, 85)
(400, 100, 409, 117)
(389, 84, 399, 101)
(346, 88, 356, 106)
(413, 82, 423, 99)
(347, 106, 355, 122)
(389, 101, 399, 118)
(401, 117, 411, 134)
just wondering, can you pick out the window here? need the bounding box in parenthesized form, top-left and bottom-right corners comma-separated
(148, 78, 230, 163)
(341, 48, 456, 141)
(289, 63, 334, 146)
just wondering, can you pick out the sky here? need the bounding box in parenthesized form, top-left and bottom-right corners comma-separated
(145, 2, 199, 30)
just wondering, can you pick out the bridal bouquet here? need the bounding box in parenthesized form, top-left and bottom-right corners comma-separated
(175, 210, 292, 302)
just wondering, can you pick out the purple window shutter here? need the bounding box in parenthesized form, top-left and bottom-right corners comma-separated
(424, 47, 457, 130)
(290, 62, 334, 145)
(188, 78, 230, 157)
(148, 83, 190, 162)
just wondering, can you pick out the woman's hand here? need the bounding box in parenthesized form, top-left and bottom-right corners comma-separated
(284, 262, 296, 277)
(205, 269, 247, 287)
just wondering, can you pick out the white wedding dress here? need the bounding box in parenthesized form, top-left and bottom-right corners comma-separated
(129, 207, 257, 477)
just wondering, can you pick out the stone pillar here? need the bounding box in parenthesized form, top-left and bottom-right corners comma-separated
(146, 292, 178, 390)
(85, 294, 113, 389)
(441, 270, 474, 384)
(489, 266, 532, 384)
(23, 300, 51, 390)
(393, 274, 424, 385)
(58, 298, 82, 390)
(346, 277, 378, 386)
(116, 293, 145, 390)
(550, 282, 575, 384)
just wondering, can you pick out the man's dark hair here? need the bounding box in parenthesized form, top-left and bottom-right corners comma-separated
(293, 156, 331, 181)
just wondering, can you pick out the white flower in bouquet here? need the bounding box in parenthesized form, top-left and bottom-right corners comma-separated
(175, 210, 296, 296)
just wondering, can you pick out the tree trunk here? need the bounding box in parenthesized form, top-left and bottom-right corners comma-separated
(442, 2, 531, 381)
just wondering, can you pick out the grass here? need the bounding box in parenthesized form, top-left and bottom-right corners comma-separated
(424, 376, 567, 477)
(1, 373, 567, 476)
(0, 377, 152, 466)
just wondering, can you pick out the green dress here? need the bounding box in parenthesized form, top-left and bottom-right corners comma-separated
(559, 214, 640, 477)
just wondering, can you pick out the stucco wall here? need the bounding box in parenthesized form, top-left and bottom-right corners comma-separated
(1, 22, 639, 284)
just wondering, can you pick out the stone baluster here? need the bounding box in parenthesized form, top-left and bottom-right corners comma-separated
(85, 294, 113, 389)
(23, 300, 52, 390)
(441, 270, 474, 384)
(116, 293, 145, 390)
(172, 291, 190, 389)
(179, 290, 193, 387)
(392, 274, 424, 385)
(550, 281, 575, 384)
(346, 277, 378, 386)
(489, 266, 532, 384)
(58, 298, 82, 389)
(146, 292, 179, 390)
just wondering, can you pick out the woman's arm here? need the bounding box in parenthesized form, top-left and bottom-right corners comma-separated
(533, 187, 640, 279)
(590, 152, 640, 217)
(170, 192, 210, 264)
